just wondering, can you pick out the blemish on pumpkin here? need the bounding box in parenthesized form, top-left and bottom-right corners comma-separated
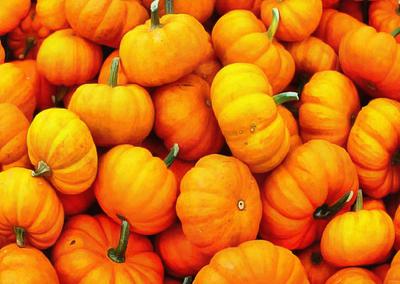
(237, 200, 245, 211)
(70, 240, 76, 245)
(250, 123, 256, 133)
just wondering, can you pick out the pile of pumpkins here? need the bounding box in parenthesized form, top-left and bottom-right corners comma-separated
(1, 0, 400, 283)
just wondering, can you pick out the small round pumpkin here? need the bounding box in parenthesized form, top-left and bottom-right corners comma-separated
(57, 187, 95, 216)
(0, 41, 5, 63)
(370, 0, 400, 43)
(215, 0, 261, 15)
(27, 108, 98, 194)
(326, 268, 382, 284)
(98, 50, 129, 85)
(37, 29, 103, 86)
(36, 0, 69, 30)
(0, 0, 30, 35)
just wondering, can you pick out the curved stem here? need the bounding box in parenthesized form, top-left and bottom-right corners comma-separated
(32, 160, 51, 177)
(165, 0, 174, 14)
(183, 277, 193, 284)
(108, 57, 120, 87)
(313, 191, 354, 219)
(14, 227, 25, 248)
(391, 27, 400, 38)
(273, 92, 299, 105)
(151, 0, 161, 29)
(353, 189, 363, 212)
(311, 252, 323, 265)
(164, 144, 179, 168)
(107, 218, 130, 263)
(18, 37, 36, 59)
(267, 8, 280, 41)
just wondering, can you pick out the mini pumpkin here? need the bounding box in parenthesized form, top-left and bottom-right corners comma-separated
(326, 268, 382, 284)
(36, 0, 69, 30)
(57, 187, 95, 216)
(0, 0, 30, 35)
(215, 0, 262, 15)
(370, 0, 400, 43)
(98, 50, 129, 85)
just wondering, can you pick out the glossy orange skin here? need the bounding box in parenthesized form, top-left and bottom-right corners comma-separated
(385, 250, 400, 283)
(0, 168, 64, 249)
(260, 140, 359, 250)
(364, 197, 386, 211)
(0, 41, 4, 63)
(286, 36, 339, 75)
(98, 51, 129, 85)
(7, 5, 51, 60)
(212, 10, 295, 93)
(277, 105, 302, 152)
(261, 0, 323, 42)
(194, 41, 222, 85)
(370, 0, 400, 43)
(321, 209, 394, 267)
(339, 1, 363, 22)
(211, 63, 291, 173)
(347, 98, 400, 199)
(0, 0, 30, 35)
(194, 240, 309, 284)
(298, 243, 338, 284)
(373, 264, 390, 282)
(340, 26, 400, 100)
(0, 244, 59, 284)
(65, 0, 148, 47)
(326, 268, 382, 284)
(120, 13, 209, 87)
(155, 223, 210, 278)
(36, 0, 69, 30)
(52, 215, 164, 284)
(57, 187, 95, 216)
(95, 145, 177, 235)
(299, 71, 360, 146)
(154, 74, 224, 161)
(323, 0, 339, 8)
(314, 9, 364, 52)
(177, 154, 262, 255)
(37, 29, 103, 86)
(215, 0, 261, 15)
(27, 108, 98, 194)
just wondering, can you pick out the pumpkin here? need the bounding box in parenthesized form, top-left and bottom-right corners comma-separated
(194, 240, 309, 284)
(52, 214, 164, 284)
(261, 0, 323, 42)
(339, 25, 400, 100)
(36, 0, 69, 30)
(194, 41, 222, 85)
(69, 57, 154, 146)
(0, 0, 30, 35)
(65, 0, 148, 47)
(153, 73, 224, 161)
(211, 63, 298, 173)
(211, 9, 295, 93)
(347, 98, 400, 199)
(370, 0, 400, 43)
(57, 187, 95, 216)
(364, 197, 386, 211)
(0, 244, 59, 284)
(27, 108, 98, 194)
(394, 205, 400, 250)
(7, 5, 51, 60)
(277, 105, 302, 152)
(98, 50, 129, 85)
(215, 0, 261, 15)
(299, 70, 360, 147)
(339, 1, 363, 22)
(260, 139, 358, 250)
(323, 0, 339, 8)
(314, 9, 364, 52)
(326, 268, 382, 284)
(120, 1, 209, 87)
(155, 223, 210, 278)
(37, 29, 103, 86)
(321, 190, 395, 267)
(95, 144, 178, 235)
(0, 63, 36, 119)
(373, 264, 390, 283)
(0, 104, 30, 170)
(286, 36, 339, 75)
(0, 41, 5, 63)
(176, 154, 262, 255)
(385, 250, 400, 283)
(0, 167, 64, 249)
(298, 243, 338, 284)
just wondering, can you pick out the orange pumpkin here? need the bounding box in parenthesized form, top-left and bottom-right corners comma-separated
(52, 214, 164, 283)
(260, 140, 358, 250)
(364, 197, 386, 211)
(0, 167, 64, 249)
(69, 57, 154, 146)
(370, 0, 400, 43)
(194, 41, 222, 85)
(120, 1, 209, 87)
(299, 71, 360, 146)
(153, 74, 224, 161)
(326, 268, 382, 284)
(261, 0, 323, 42)
(347, 98, 400, 199)
(27, 108, 98, 194)
(37, 29, 103, 86)
(177, 154, 262, 255)
(384, 250, 400, 283)
(339, 1, 363, 22)
(0, 41, 5, 63)
(215, 0, 262, 15)
(36, 0, 69, 30)
(212, 9, 295, 93)
(277, 105, 302, 152)
(0, 0, 30, 35)
(373, 264, 390, 283)
(323, 0, 339, 8)
(57, 187, 95, 216)
(194, 240, 309, 284)
(98, 50, 129, 85)
(0, 244, 59, 283)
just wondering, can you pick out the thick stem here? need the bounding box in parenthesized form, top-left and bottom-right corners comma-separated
(14, 227, 25, 248)
(164, 144, 179, 168)
(311, 252, 323, 265)
(32, 160, 51, 177)
(391, 27, 400, 38)
(313, 191, 354, 219)
(107, 219, 130, 263)
(267, 8, 280, 41)
(165, 0, 174, 14)
(151, 0, 161, 29)
(108, 57, 120, 87)
(354, 189, 363, 212)
(183, 277, 193, 284)
(18, 37, 36, 59)
(273, 92, 299, 105)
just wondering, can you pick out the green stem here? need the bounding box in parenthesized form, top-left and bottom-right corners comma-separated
(164, 144, 179, 168)
(107, 219, 130, 263)
(311, 252, 323, 265)
(31, 160, 51, 177)
(391, 27, 400, 38)
(18, 37, 36, 59)
(354, 189, 363, 212)
(183, 277, 193, 284)
(14, 227, 25, 248)
(165, 0, 174, 14)
(313, 191, 354, 219)
(52, 86, 69, 108)
(273, 92, 299, 105)
(267, 8, 280, 41)
(108, 57, 120, 87)
(151, 0, 161, 29)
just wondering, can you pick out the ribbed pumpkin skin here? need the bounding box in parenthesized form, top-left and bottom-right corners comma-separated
(194, 240, 310, 284)
(0, 0, 30, 35)
(260, 140, 359, 250)
(277, 106, 302, 152)
(98, 51, 129, 85)
(0, 244, 59, 284)
(370, 0, 400, 43)
(0, 168, 64, 249)
(36, 0, 69, 30)
(347, 98, 400, 199)
(27, 108, 98, 194)
(52, 215, 164, 284)
(326, 268, 382, 284)
(215, 0, 261, 15)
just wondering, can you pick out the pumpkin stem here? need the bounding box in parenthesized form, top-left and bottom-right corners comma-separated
(267, 8, 280, 41)
(165, 0, 174, 14)
(313, 191, 354, 219)
(391, 27, 400, 38)
(108, 57, 120, 87)
(183, 277, 193, 284)
(52, 86, 70, 108)
(18, 36, 36, 59)
(107, 218, 130, 263)
(14, 227, 25, 248)
(273, 92, 299, 105)
(32, 160, 51, 177)
(311, 252, 323, 265)
(151, 0, 161, 29)
(353, 189, 363, 212)
(164, 143, 179, 168)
